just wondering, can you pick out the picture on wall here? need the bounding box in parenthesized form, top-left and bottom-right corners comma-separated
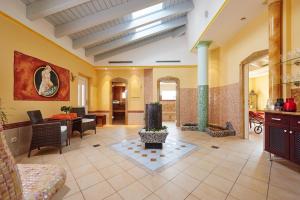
(14, 51, 70, 101)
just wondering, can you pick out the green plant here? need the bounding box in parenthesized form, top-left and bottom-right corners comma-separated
(145, 125, 167, 132)
(61, 106, 72, 114)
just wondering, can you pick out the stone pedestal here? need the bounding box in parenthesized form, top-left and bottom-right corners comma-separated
(138, 129, 168, 149)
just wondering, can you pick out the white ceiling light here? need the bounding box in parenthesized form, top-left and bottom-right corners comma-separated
(135, 21, 162, 32)
(132, 3, 163, 19)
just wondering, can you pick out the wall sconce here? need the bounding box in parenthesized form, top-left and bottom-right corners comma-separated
(70, 72, 77, 82)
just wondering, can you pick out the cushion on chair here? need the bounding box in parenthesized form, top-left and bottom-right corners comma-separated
(60, 126, 67, 133)
(17, 164, 66, 200)
(0, 133, 23, 200)
(82, 118, 95, 123)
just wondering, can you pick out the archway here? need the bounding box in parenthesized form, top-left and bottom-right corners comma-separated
(157, 77, 180, 127)
(240, 49, 269, 139)
(110, 77, 128, 125)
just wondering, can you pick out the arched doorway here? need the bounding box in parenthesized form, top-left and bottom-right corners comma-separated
(110, 77, 128, 125)
(157, 77, 180, 127)
(240, 49, 269, 139)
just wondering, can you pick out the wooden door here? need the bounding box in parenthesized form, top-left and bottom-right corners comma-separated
(290, 127, 300, 164)
(267, 123, 290, 159)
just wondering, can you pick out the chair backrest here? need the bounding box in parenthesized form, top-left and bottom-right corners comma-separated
(27, 110, 44, 124)
(0, 128, 23, 199)
(71, 107, 86, 118)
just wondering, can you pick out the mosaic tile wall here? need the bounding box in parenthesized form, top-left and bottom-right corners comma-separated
(180, 88, 198, 124)
(209, 83, 242, 135)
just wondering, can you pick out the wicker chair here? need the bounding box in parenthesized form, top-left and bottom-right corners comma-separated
(27, 110, 68, 157)
(70, 107, 96, 138)
(0, 129, 66, 200)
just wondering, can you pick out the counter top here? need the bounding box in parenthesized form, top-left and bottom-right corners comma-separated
(264, 110, 300, 116)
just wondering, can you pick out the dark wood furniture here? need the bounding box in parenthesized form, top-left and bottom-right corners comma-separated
(265, 111, 300, 164)
(70, 107, 96, 138)
(27, 110, 68, 157)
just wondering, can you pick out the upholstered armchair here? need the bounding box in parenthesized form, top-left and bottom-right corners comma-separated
(70, 107, 96, 138)
(27, 110, 68, 157)
(0, 130, 66, 200)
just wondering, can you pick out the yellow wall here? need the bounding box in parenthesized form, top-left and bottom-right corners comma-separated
(212, 11, 269, 87)
(97, 69, 145, 111)
(249, 74, 269, 110)
(152, 67, 197, 101)
(0, 13, 98, 123)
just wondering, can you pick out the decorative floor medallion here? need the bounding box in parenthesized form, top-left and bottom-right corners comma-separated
(111, 138, 197, 170)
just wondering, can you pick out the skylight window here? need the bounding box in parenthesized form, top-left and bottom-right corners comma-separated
(135, 21, 162, 32)
(132, 3, 163, 19)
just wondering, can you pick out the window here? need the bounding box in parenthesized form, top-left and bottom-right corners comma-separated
(135, 21, 161, 32)
(78, 76, 88, 109)
(161, 90, 176, 100)
(131, 3, 163, 19)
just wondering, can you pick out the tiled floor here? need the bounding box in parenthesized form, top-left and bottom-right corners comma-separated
(16, 123, 300, 200)
(112, 138, 197, 170)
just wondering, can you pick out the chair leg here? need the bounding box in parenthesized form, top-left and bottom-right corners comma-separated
(95, 128, 96, 134)
(28, 150, 31, 158)
(59, 146, 62, 154)
(66, 140, 68, 146)
(80, 131, 83, 139)
(38, 146, 40, 150)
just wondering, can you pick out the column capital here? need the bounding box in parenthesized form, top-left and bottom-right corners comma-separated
(197, 41, 212, 48)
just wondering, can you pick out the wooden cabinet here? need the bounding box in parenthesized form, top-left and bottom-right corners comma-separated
(265, 112, 300, 164)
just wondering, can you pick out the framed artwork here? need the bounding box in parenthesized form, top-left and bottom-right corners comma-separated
(14, 51, 70, 101)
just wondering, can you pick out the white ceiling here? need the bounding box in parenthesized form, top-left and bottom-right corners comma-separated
(198, 0, 267, 49)
(19, 0, 193, 62)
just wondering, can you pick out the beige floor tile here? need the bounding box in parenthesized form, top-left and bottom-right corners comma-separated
(155, 182, 189, 200)
(194, 159, 217, 172)
(144, 194, 161, 200)
(93, 158, 114, 170)
(76, 171, 105, 190)
(103, 193, 123, 200)
(172, 160, 190, 171)
(139, 174, 168, 191)
(230, 184, 266, 200)
(236, 174, 268, 195)
(108, 172, 136, 191)
(183, 165, 210, 181)
(192, 183, 227, 200)
(63, 192, 84, 200)
(82, 181, 115, 200)
(159, 166, 180, 180)
(71, 164, 97, 179)
(226, 195, 239, 200)
(212, 165, 240, 182)
(268, 185, 299, 200)
(185, 194, 200, 200)
(117, 160, 135, 170)
(118, 182, 151, 200)
(241, 162, 270, 182)
(99, 164, 124, 179)
(128, 166, 148, 179)
(204, 174, 234, 193)
(171, 173, 200, 192)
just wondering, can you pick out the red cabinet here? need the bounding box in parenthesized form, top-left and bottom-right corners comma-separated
(265, 112, 300, 164)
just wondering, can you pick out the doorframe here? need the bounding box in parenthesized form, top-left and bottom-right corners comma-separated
(110, 77, 128, 125)
(78, 76, 89, 111)
(240, 49, 268, 139)
(157, 76, 180, 127)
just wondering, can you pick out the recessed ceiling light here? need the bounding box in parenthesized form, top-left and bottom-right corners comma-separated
(240, 17, 247, 21)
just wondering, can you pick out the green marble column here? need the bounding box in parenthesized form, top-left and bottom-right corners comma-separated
(198, 85, 208, 131)
(197, 41, 211, 132)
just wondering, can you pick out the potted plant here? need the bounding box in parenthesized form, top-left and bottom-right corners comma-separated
(60, 106, 72, 114)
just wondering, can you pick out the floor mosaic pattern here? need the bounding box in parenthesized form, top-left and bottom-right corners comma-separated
(111, 138, 197, 170)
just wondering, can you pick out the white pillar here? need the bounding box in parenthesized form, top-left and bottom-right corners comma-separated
(197, 41, 211, 131)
